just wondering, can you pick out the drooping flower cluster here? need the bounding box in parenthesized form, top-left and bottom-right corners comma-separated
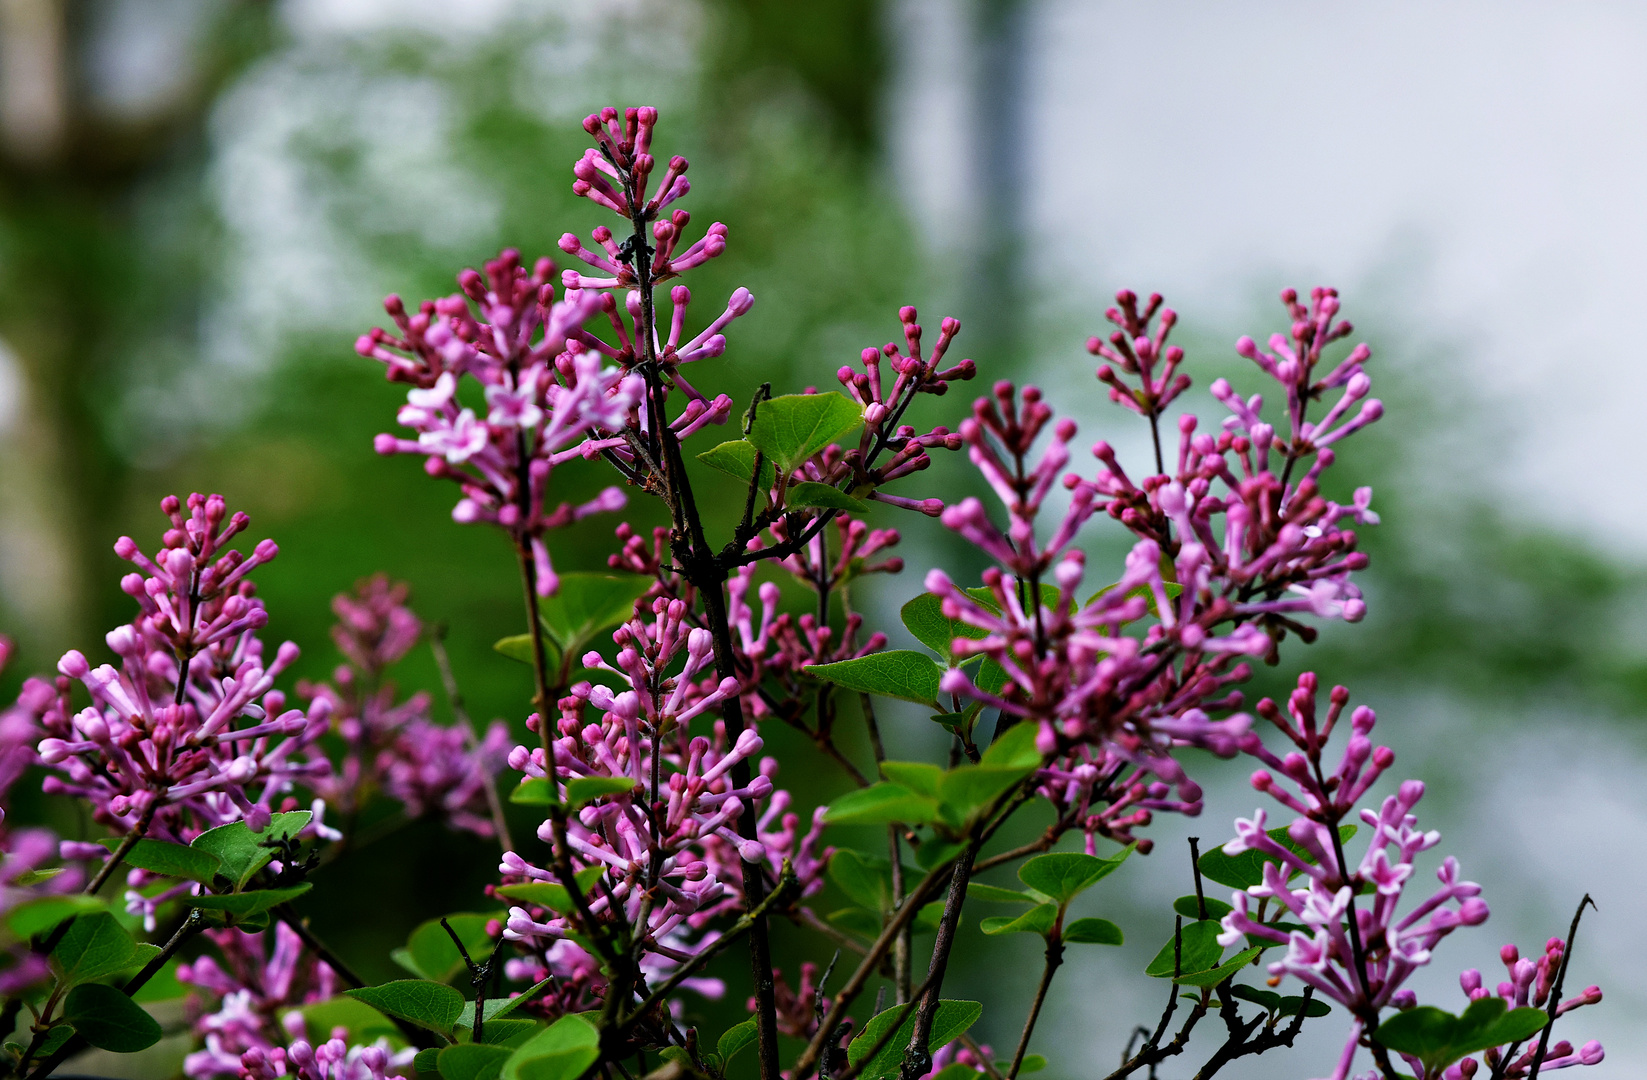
(36, 495, 329, 842)
(1429, 941, 1603, 1078)
(1214, 675, 1495, 1080)
(302, 577, 508, 837)
(926, 287, 1381, 850)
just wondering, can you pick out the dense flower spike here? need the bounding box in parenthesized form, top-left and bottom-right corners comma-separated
(1215, 676, 1495, 1080)
(1430, 940, 1603, 1079)
(36, 495, 328, 841)
(179, 924, 346, 1080)
(495, 597, 830, 1007)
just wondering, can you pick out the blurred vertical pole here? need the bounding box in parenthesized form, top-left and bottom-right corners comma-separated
(0, 2, 272, 666)
(965, 0, 1027, 364)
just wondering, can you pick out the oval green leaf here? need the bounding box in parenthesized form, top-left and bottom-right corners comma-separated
(805, 651, 944, 708)
(63, 983, 161, 1053)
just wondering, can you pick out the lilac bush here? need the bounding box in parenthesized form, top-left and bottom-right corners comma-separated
(0, 104, 1604, 1080)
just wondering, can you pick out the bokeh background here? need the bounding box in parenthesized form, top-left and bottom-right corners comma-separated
(0, 0, 1644, 1076)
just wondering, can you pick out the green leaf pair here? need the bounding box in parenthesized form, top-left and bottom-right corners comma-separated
(823, 726, 1042, 834)
(1374, 997, 1547, 1075)
(973, 846, 1131, 946)
(847, 1000, 981, 1080)
(1143, 920, 1264, 986)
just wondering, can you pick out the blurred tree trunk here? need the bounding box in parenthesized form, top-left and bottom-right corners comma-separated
(0, 0, 271, 664)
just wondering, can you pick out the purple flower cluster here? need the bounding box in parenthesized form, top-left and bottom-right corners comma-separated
(496, 597, 828, 1007)
(925, 287, 1377, 851)
(178, 923, 348, 1080)
(36, 495, 329, 842)
(303, 577, 509, 838)
(1439, 940, 1603, 1078)
(1208, 675, 1604, 1080)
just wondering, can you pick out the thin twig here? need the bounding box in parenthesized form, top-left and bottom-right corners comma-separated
(431, 625, 514, 853)
(1527, 894, 1596, 1080)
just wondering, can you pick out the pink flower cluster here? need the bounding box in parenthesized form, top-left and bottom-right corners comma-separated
(496, 598, 828, 1007)
(1209, 675, 1592, 1080)
(36, 495, 329, 842)
(179, 923, 410, 1080)
(1435, 940, 1603, 1078)
(358, 251, 649, 596)
(303, 577, 509, 838)
(925, 287, 1380, 851)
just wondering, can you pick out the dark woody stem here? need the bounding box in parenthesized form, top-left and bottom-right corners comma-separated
(1006, 934, 1063, 1080)
(899, 842, 978, 1080)
(1526, 894, 1596, 1080)
(618, 170, 782, 1080)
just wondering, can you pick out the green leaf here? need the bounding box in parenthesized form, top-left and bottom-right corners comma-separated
(899, 593, 987, 664)
(346, 980, 466, 1036)
(1228, 984, 1280, 1012)
(298, 996, 402, 1044)
(980, 722, 1042, 771)
(928, 710, 971, 733)
(880, 762, 943, 798)
(501, 1014, 599, 1080)
(747, 392, 864, 472)
(1063, 918, 1124, 945)
(96, 837, 222, 885)
(717, 1019, 758, 1067)
(788, 482, 870, 513)
(1279, 995, 1331, 1018)
(190, 811, 313, 889)
(825, 906, 882, 939)
(62, 983, 162, 1053)
(1011, 1055, 1046, 1074)
(455, 979, 555, 1034)
(192, 883, 312, 918)
(697, 439, 776, 488)
(492, 634, 556, 671)
(12, 868, 64, 887)
(49, 911, 138, 986)
(980, 904, 1056, 937)
(8, 895, 107, 939)
(804, 652, 943, 708)
(438, 1044, 512, 1080)
(822, 783, 938, 827)
(1374, 998, 1548, 1075)
(564, 776, 636, 807)
(829, 850, 895, 912)
(848, 1000, 981, 1080)
(495, 869, 605, 913)
(1176, 946, 1263, 987)
(416, 1048, 443, 1075)
(932, 1067, 980, 1080)
(1196, 824, 1358, 891)
(397, 913, 505, 984)
(508, 778, 555, 806)
(1173, 895, 1234, 920)
(536, 573, 652, 655)
(1144, 920, 1225, 979)
(938, 766, 1031, 824)
(1017, 846, 1133, 905)
(967, 882, 1036, 904)
(476, 1020, 539, 1048)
